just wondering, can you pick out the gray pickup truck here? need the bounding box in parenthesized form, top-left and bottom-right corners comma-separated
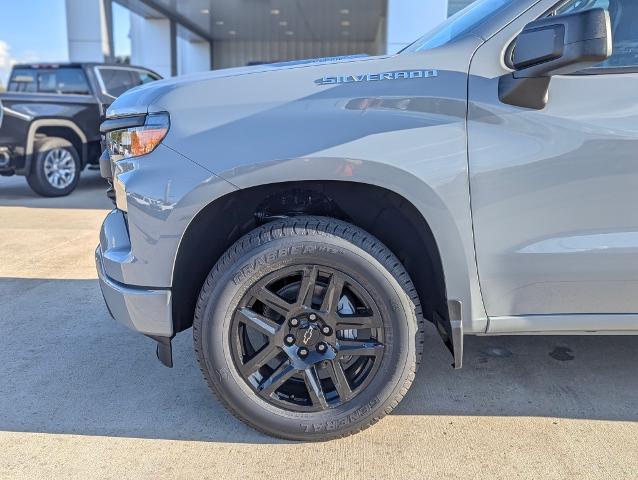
(97, 0, 637, 441)
(0, 63, 160, 196)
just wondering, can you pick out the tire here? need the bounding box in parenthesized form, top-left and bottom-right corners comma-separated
(194, 216, 425, 441)
(26, 137, 80, 197)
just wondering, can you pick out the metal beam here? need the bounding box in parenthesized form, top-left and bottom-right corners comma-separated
(170, 19, 177, 76)
(208, 8, 215, 70)
(103, 0, 115, 62)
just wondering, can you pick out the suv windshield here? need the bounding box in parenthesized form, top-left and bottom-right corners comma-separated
(402, 0, 512, 52)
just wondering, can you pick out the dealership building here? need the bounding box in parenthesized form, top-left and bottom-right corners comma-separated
(65, 0, 473, 78)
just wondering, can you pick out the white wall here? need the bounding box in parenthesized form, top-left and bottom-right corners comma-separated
(129, 15, 213, 77)
(386, 0, 448, 54)
(65, 0, 111, 62)
(130, 14, 171, 77)
(178, 38, 210, 75)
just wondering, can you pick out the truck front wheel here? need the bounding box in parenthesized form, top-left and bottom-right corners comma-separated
(193, 216, 424, 441)
(27, 137, 80, 197)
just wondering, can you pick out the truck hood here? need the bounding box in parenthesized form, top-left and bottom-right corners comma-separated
(107, 54, 381, 118)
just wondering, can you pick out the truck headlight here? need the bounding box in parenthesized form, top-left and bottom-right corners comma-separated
(106, 112, 170, 162)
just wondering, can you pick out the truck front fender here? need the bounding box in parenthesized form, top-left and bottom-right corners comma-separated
(216, 157, 486, 343)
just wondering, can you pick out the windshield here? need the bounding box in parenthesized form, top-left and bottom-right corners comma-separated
(402, 0, 512, 52)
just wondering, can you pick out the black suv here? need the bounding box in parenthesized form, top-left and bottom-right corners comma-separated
(0, 63, 161, 196)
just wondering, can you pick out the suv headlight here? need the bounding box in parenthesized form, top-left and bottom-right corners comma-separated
(106, 112, 170, 162)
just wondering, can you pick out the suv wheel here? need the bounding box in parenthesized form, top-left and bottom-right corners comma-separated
(193, 216, 424, 441)
(27, 137, 80, 197)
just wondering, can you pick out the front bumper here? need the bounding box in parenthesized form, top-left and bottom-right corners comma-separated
(96, 209, 174, 337)
(94, 137, 236, 344)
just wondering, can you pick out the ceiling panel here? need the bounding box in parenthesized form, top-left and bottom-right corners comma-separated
(120, 0, 385, 42)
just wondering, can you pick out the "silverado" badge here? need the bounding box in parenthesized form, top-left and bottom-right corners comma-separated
(316, 69, 438, 86)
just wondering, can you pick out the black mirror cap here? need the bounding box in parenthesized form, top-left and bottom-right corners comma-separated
(514, 8, 612, 78)
(499, 8, 612, 110)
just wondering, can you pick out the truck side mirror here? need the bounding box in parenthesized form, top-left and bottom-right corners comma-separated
(499, 8, 612, 109)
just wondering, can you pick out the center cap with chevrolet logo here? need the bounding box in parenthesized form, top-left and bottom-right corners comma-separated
(283, 313, 334, 359)
(301, 324, 318, 346)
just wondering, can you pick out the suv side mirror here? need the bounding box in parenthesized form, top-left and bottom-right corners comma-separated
(499, 8, 612, 109)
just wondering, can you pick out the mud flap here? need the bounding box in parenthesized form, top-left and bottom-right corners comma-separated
(147, 335, 174, 368)
(433, 300, 463, 369)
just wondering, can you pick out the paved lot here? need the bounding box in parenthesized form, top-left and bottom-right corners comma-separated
(0, 172, 636, 479)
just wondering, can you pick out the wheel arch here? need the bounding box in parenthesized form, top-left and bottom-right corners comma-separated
(22, 119, 88, 173)
(171, 178, 474, 366)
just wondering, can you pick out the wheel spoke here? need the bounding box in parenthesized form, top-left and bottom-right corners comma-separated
(255, 288, 293, 317)
(258, 359, 296, 395)
(336, 312, 383, 329)
(337, 339, 384, 357)
(232, 263, 387, 412)
(43, 148, 76, 189)
(319, 273, 344, 315)
(326, 359, 352, 402)
(304, 366, 329, 409)
(241, 343, 280, 376)
(297, 266, 319, 308)
(236, 307, 281, 337)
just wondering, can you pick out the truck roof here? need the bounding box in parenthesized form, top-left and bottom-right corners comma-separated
(12, 62, 155, 71)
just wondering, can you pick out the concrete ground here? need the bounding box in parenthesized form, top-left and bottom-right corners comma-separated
(0, 171, 636, 480)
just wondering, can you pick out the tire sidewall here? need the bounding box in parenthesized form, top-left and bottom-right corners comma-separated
(198, 233, 417, 440)
(28, 138, 80, 197)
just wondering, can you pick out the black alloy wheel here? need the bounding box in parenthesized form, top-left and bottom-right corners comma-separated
(194, 216, 424, 441)
(230, 265, 385, 412)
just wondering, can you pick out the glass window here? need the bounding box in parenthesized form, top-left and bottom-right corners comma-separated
(7, 69, 37, 93)
(37, 68, 90, 94)
(98, 68, 161, 98)
(403, 0, 512, 53)
(552, 0, 638, 68)
(8, 68, 89, 94)
(132, 70, 161, 85)
(98, 68, 136, 98)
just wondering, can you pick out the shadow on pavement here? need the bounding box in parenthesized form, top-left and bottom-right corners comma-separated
(0, 170, 112, 210)
(0, 277, 636, 445)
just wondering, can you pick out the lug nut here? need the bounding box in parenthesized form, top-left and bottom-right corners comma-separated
(284, 334, 296, 346)
(298, 347, 309, 358)
(309, 313, 317, 321)
(321, 325, 332, 336)
(289, 318, 300, 327)
(316, 342, 327, 354)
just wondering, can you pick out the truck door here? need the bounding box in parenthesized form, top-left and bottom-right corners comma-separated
(468, 0, 638, 331)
